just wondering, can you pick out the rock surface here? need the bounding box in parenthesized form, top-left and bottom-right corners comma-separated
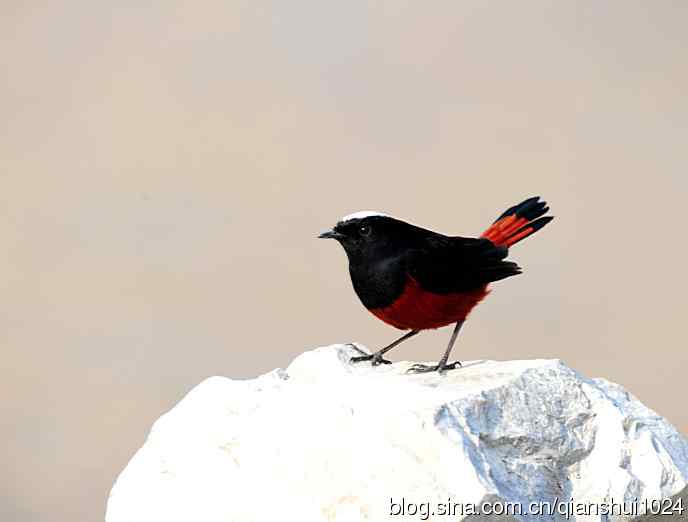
(106, 344, 688, 521)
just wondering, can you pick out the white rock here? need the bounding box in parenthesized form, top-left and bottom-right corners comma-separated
(106, 345, 688, 522)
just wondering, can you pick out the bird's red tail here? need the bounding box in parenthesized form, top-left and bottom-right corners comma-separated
(481, 197, 553, 248)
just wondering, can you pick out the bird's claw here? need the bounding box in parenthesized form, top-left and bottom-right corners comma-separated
(345, 343, 369, 357)
(349, 354, 393, 366)
(346, 343, 392, 366)
(406, 360, 462, 374)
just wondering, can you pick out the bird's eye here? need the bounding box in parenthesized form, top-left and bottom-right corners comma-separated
(359, 224, 371, 236)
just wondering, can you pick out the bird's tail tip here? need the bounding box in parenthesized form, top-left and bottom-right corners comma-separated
(481, 196, 554, 248)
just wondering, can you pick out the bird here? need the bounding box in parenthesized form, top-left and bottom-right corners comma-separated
(318, 196, 553, 374)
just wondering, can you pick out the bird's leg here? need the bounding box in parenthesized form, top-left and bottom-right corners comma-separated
(349, 330, 420, 366)
(407, 321, 464, 374)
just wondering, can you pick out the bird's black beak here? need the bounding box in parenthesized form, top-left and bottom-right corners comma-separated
(318, 229, 344, 240)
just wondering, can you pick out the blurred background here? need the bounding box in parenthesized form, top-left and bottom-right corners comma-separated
(2, 1, 687, 521)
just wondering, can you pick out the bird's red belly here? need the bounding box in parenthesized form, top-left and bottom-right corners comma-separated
(369, 276, 489, 330)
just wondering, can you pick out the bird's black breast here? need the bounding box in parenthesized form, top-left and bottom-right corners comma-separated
(348, 256, 407, 310)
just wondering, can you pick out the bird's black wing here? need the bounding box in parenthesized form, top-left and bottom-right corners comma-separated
(405, 235, 521, 294)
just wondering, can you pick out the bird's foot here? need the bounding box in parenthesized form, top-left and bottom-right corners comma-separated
(350, 353, 393, 366)
(346, 345, 393, 366)
(345, 343, 370, 357)
(406, 360, 462, 374)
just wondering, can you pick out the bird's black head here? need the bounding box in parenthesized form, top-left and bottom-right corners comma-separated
(318, 211, 415, 264)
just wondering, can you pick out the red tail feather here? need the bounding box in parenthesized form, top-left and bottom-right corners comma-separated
(481, 197, 553, 248)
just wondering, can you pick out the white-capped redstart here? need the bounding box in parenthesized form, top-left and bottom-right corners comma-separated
(319, 196, 553, 374)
